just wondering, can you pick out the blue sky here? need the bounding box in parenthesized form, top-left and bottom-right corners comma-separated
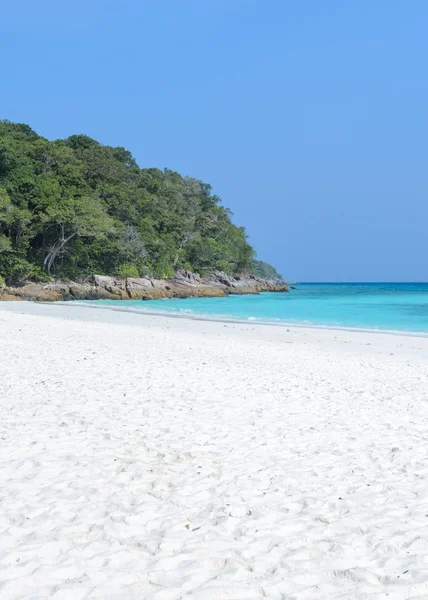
(2, 0, 427, 281)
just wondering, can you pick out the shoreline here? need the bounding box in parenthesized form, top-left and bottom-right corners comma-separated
(2, 301, 428, 360)
(63, 299, 428, 338)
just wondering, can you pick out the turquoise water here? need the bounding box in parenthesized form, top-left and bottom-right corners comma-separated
(78, 283, 428, 334)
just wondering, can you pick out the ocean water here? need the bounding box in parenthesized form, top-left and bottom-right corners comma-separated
(77, 283, 428, 334)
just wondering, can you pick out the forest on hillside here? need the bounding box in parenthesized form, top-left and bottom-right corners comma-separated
(0, 121, 281, 285)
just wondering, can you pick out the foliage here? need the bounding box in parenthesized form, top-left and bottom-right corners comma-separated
(0, 274, 5, 289)
(114, 263, 140, 278)
(252, 259, 283, 280)
(0, 120, 277, 284)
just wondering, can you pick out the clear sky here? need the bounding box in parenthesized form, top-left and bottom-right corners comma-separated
(2, 0, 427, 281)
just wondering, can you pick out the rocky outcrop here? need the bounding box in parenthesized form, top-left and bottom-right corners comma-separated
(2, 282, 64, 302)
(0, 293, 22, 301)
(0, 270, 289, 303)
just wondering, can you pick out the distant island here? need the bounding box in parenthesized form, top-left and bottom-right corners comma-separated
(0, 120, 287, 301)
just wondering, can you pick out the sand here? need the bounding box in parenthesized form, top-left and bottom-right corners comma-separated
(1, 301, 428, 599)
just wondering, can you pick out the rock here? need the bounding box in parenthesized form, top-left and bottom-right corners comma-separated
(195, 285, 226, 298)
(93, 275, 116, 288)
(93, 275, 128, 299)
(68, 282, 94, 300)
(168, 272, 228, 298)
(6, 283, 63, 302)
(210, 271, 233, 287)
(0, 293, 22, 301)
(174, 270, 201, 285)
(126, 277, 157, 300)
(227, 286, 260, 295)
(0, 271, 289, 303)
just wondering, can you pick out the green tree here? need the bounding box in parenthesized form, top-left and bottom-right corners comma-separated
(41, 195, 114, 275)
(0, 119, 282, 284)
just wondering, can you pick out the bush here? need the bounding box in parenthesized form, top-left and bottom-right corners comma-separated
(216, 259, 234, 274)
(0, 275, 5, 290)
(28, 266, 52, 283)
(0, 256, 51, 285)
(114, 263, 140, 278)
(0, 252, 46, 285)
(150, 263, 174, 279)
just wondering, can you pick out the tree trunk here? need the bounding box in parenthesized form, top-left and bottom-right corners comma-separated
(43, 227, 77, 275)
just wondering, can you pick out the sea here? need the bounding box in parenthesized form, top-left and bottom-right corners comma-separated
(77, 283, 428, 335)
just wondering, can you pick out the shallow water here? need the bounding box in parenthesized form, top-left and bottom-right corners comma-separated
(76, 282, 428, 333)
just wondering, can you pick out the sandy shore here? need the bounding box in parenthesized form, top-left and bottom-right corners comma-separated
(1, 302, 428, 599)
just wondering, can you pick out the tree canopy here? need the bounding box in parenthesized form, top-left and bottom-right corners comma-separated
(0, 120, 279, 284)
(252, 260, 283, 280)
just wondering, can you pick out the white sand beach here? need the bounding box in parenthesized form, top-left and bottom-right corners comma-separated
(1, 302, 428, 600)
